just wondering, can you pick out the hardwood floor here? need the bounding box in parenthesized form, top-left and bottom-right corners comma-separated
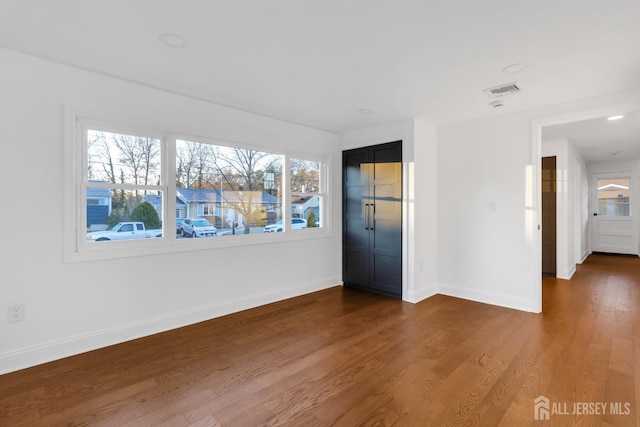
(1, 253, 638, 426)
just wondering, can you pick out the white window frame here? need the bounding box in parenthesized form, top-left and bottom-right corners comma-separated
(289, 156, 326, 231)
(63, 107, 331, 263)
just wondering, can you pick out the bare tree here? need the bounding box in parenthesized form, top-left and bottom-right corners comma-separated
(211, 147, 281, 233)
(112, 134, 160, 188)
(87, 131, 161, 225)
(290, 158, 319, 193)
(88, 131, 161, 188)
(138, 137, 160, 186)
(87, 131, 117, 183)
(176, 140, 214, 188)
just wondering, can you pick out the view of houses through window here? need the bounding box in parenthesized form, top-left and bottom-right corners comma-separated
(597, 178, 631, 217)
(85, 130, 165, 241)
(291, 158, 322, 229)
(176, 139, 283, 236)
(83, 129, 324, 244)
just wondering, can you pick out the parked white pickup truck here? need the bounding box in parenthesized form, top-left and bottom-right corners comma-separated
(86, 222, 163, 241)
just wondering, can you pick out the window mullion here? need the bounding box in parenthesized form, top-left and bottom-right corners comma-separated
(283, 155, 291, 232)
(165, 135, 176, 239)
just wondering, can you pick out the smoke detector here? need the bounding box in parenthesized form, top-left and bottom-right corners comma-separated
(483, 82, 521, 98)
(489, 100, 505, 108)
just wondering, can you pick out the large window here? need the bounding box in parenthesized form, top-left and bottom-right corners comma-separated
(66, 114, 328, 261)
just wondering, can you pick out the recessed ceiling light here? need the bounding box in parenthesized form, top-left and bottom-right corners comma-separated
(358, 109, 374, 115)
(158, 33, 187, 48)
(607, 115, 624, 121)
(502, 63, 526, 73)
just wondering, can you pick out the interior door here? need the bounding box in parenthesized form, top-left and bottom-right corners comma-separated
(343, 141, 402, 299)
(541, 157, 557, 275)
(591, 173, 638, 255)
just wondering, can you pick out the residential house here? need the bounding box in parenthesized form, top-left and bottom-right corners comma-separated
(174, 188, 221, 225)
(292, 195, 320, 225)
(175, 188, 279, 228)
(85, 185, 111, 229)
(143, 194, 187, 227)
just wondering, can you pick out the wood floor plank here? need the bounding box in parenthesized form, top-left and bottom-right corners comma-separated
(188, 414, 222, 427)
(0, 253, 638, 426)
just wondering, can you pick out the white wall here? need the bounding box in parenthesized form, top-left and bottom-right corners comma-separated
(412, 119, 439, 302)
(438, 113, 536, 311)
(437, 87, 640, 312)
(574, 148, 590, 263)
(541, 138, 588, 279)
(0, 48, 342, 374)
(341, 119, 439, 303)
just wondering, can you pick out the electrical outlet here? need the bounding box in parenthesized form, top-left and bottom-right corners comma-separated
(8, 304, 25, 323)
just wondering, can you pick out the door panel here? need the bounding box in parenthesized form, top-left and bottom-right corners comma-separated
(591, 173, 638, 255)
(371, 160, 402, 293)
(372, 253, 401, 295)
(343, 149, 371, 286)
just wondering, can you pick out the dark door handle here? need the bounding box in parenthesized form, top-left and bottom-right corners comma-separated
(593, 213, 598, 216)
(364, 203, 370, 229)
(369, 203, 374, 230)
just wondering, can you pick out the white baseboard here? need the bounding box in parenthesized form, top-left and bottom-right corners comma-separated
(404, 286, 438, 304)
(579, 251, 590, 264)
(557, 264, 576, 281)
(0, 277, 340, 375)
(437, 283, 535, 313)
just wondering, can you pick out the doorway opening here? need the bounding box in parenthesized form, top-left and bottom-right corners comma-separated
(531, 102, 638, 313)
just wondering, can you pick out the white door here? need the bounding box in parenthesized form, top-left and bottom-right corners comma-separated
(591, 172, 638, 255)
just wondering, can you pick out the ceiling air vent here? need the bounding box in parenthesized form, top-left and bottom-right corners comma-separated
(483, 82, 521, 98)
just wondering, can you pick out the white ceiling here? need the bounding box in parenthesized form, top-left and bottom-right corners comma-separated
(542, 110, 640, 165)
(1, 1, 640, 134)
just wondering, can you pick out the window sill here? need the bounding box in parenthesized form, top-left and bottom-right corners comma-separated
(65, 227, 332, 263)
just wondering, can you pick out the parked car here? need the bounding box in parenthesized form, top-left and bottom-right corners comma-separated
(86, 222, 162, 241)
(181, 218, 217, 237)
(176, 218, 185, 235)
(264, 218, 307, 233)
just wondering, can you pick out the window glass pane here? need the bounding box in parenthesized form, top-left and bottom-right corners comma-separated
(88, 130, 161, 185)
(290, 158, 322, 229)
(86, 188, 164, 241)
(291, 195, 322, 228)
(291, 159, 320, 193)
(176, 139, 282, 237)
(597, 178, 630, 217)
